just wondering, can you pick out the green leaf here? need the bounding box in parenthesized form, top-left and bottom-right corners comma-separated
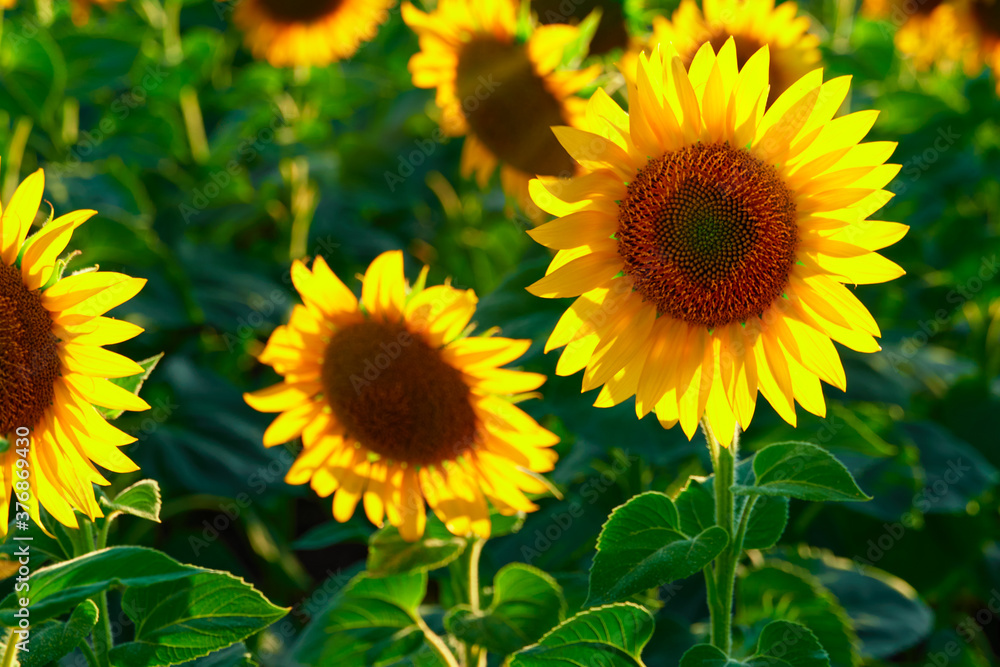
(675, 460, 789, 551)
(680, 622, 830, 666)
(0, 547, 200, 625)
(182, 644, 259, 666)
(292, 572, 431, 666)
(367, 517, 468, 577)
(19, 600, 99, 667)
(101, 479, 162, 523)
(734, 442, 870, 502)
(108, 571, 287, 667)
(736, 562, 860, 667)
(587, 492, 729, 606)
(508, 603, 654, 667)
(679, 644, 741, 666)
(292, 521, 372, 550)
(445, 563, 565, 655)
(99, 352, 163, 421)
(746, 620, 831, 666)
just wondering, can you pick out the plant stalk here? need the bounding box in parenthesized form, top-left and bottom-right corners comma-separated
(704, 419, 737, 655)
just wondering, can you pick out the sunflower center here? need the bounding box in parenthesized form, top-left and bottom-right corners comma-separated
(321, 320, 479, 466)
(455, 37, 576, 176)
(617, 142, 798, 328)
(972, 0, 1000, 36)
(0, 261, 60, 436)
(256, 0, 344, 23)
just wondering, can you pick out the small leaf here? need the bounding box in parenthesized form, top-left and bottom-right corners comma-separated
(587, 492, 729, 606)
(679, 644, 740, 666)
(101, 479, 162, 523)
(19, 600, 99, 667)
(734, 442, 870, 502)
(108, 572, 287, 667)
(367, 517, 468, 577)
(445, 563, 565, 655)
(508, 603, 654, 667)
(99, 352, 163, 421)
(748, 620, 830, 666)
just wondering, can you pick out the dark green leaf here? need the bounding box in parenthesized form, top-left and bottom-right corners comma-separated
(746, 620, 830, 667)
(445, 563, 565, 655)
(367, 517, 468, 577)
(679, 644, 740, 666)
(734, 442, 870, 502)
(109, 572, 287, 667)
(587, 492, 729, 606)
(292, 521, 372, 550)
(19, 600, 99, 667)
(508, 603, 655, 667)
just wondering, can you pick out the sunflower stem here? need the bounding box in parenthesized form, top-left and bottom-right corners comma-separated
(460, 537, 486, 667)
(81, 519, 114, 667)
(1, 630, 19, 667)
(80, 640, 102, 667)
(703, 418, 737, 655)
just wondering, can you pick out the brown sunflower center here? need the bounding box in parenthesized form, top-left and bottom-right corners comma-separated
(321, 320, 479, 466)
(455, 37, 576, 177)
(0, 261, 60, 436)
(533, 0, 628, 55)
(617, 142, 798, 328)
(256, 0, 344, 23)
(972, 0, 1000, 36)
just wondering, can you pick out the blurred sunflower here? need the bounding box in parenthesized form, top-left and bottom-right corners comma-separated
(533, 0, 629, 55)
(637, 0, 820, 105)
(862, 0, 975, 75)
(69, 0, 126, 25)
(403, 0, 599, 220)
(526, 41, 907, 446)
(0, 167, 149, 534)
(229, 0, 395, 68)
(245, 251, 558, 541)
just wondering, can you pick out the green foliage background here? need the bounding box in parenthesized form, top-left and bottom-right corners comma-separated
(1, 0, 999, 664)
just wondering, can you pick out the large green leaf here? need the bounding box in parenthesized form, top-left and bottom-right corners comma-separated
(734, 442, 870, 502)
(108, 571, 287, 666)
(0, 547, 200, 625)
(736, 562, 861, 667)
(19, 600, 99, 667)
(445, 563, 565, 655)
(508, 603, 655, 667)
(292, 571, 435, 666)
(587, 492, 729, 606)
(367, 517, 468, 577)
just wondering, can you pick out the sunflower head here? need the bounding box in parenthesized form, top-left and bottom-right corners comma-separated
(526, 41, 907, 446)
(228, 0, 396, 67)
(70, 0, 126, 25)
(637, 0, 821, 106)
(0, 167, 149, 534)
(245, 251, 559, 541)
(403, 0, 599, 219)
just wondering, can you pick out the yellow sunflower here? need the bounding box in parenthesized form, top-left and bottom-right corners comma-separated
(228, 0, 396, 68)
(0, 167, 149, 534)
(637, 0, 821, 106)
(862, 0, 977, 75)
(526, 41, 907, 447)
(244, 251, 559, 541)
(402, 0, 599, 221)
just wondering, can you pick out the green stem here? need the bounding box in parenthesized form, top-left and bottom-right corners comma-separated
(81, 519, 113, 667)
(464, 538, 486, 667)
(80, 640, 102, 667)
(1, 631, 19, 667)
(704, 419, 736, 655)
(415, 616, 461, 667)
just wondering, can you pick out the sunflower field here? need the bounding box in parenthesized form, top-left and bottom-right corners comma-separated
(0, 0, 999, 664)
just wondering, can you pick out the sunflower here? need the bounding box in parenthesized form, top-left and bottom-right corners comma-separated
(403, 0, 599, 221)
(244, 251, 558, 541)
(525, 42, 907, 447)
(862, 0, 976, 75)
(228, 0, 396, 68)
(638, 0, 821, 106)
(69, 0, 126, 25)
(0, 167, 149, 534)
